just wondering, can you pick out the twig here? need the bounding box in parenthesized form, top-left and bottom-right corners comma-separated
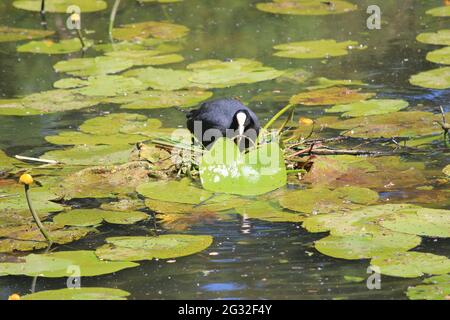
(15, 155, 59, 164)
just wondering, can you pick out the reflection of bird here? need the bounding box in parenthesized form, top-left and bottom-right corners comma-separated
(186, 98, 261, 150)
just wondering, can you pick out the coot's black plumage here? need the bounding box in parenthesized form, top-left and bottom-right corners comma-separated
(186, 98, 261, 150)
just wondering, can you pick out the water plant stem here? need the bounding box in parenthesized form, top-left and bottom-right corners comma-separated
(24, 184, 52, 244)
(109, 0, 121, 42)
(263, 104, 294, 131)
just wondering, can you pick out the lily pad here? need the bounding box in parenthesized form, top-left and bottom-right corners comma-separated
(113, 21, 189, 42)
(123, 66, 192, 91)
(315, 232, 421, 260)
(17, 38, 87, 54)
(74, 76, 147, 97)
(0, 250, 137, 277)
(45, 131, 145, 146)
(325, 99, 409, 117)
(426, 6, 450, 17)
(199, 138, 287, 196)
(186, 59, 284, 89)
(290, 87, 374, 106)
(275, 68, 313, 84)
(235, 201, 304, 223)
(22, 287, 130, 300)
(108, 90, 213, 110)
(443, 164, 450, 176)
(306, 77, 366, 90)
(417, 30, 450, 46)
(379, 208, 450, 238)
(320, 111, 445, 138)
(0, 150, 20, 172)
(95, 235, 213, 261)
(137, 178, 213, 205)
(256, 0, 357, 16)
(274, 39, 363, 59)
(409, 67, 450, 89)
(0, 26, 54, 43)
(13, 0, 107, 13)
(54, 56, 134, 77)
(407, 274, 450, 300)
(426, 46, 450, 65)
(105, 50, 184, 66)
(371, 252, 450, 278)
(53, 209, 148, 227)
(43, 145, 132, 166)
(278, 186, 378, 214)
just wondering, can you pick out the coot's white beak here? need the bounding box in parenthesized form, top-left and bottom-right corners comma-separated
(236, 112, 247, 136)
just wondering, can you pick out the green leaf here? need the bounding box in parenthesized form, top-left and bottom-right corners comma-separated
(443, 164, 450, 176)
(306, 77, 366, 90)
(257, 0, 357, 16)
(371, 252, 450, 278)
(417, 29, 450, 46)
(426, 46, 450, 65)
(407, 274, 450, 300)
(235, 201, 304, 223)
(290, 87, 374, 106)
(13, 0, 107, 13)
(42, 144, 131, 166)
(105, 50, 184, 66)
(95, 235, 213, 261)
(45, 131, 145, 146)
(325, 99, 409, 117)
(17, 38, 88, 54)
(54, 56, 134, 77)
(274, 39, 364, 59)
(0, 26, 54, 43)
(74, 76, 147, 97)
(113, 21, 189, 41)
(137, 178, 213, 205)
(315, 232, 421, 260)
(53, 209, 148, 227)
(410, 67, 450, 89)
(123, 66, 192, 90)
(199, 138, 287, 196)
(22, 287, 131, 300)
(426, 6, 450, 17)
(0, 250, 138, 277)
(379, 208, 450, 238)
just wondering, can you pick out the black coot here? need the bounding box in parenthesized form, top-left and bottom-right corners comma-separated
(186, 98, 261, 150)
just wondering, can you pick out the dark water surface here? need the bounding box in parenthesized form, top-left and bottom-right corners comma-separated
(0, 0, 449, 299)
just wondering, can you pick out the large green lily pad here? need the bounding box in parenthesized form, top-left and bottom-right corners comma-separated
(409, 67, 450, 89)
(53, 209, 148, 227)
(137, 178, 213, 205)
(22, 287, 131, 300)
(417, 30, 450, 46)
(371, 252, 450, 278)
(379, 208, 450, 238)
(123, 66, 192, 90)
(199, 138, 287, 196)
(13, 0, 107, 13)
(105, 50, 184, 66)
(0, 26, 54, 42)
(290, 87, 374, 106)
(325, 99, 409, 117)
(74, 76, 147, 97)
(257, 0, 357, 16)
(426, 6, 450, 17)
(113, 21, 189, 41)
(235, 201, 304, 223)
(0, 89, 102, 114)
(79, 113, 150, 135)
(0, 250, 137, 277)
(17, 38, 87, 54)
(278, 186, 378, 214)
(319, 111, 445, 138)
(95, 234, 213, 261)
(274, 40, 363, 59)
(315, 232, 421, 260)
(426, 46, 450, 65)
(407, 274, 450, 300)
(42, 144, 132, 166)
(108, 90, 213, 110)
(54, 56, 134, 77)
(186, 59, 284, 89)
(45, 131, 145, 146)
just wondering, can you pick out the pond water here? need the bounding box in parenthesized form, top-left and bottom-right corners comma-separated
(0, 0, 449, 300)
